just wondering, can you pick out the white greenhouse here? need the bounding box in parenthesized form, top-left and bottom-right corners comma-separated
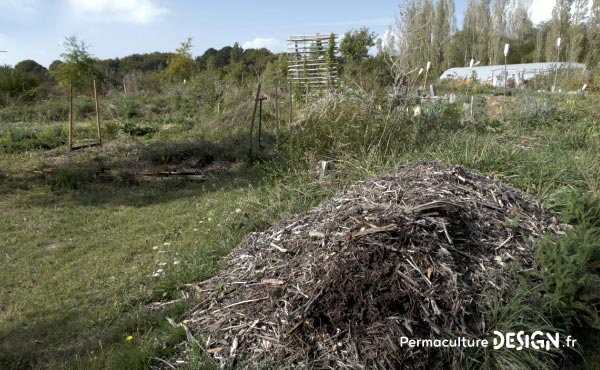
(440, 62, 586, 87)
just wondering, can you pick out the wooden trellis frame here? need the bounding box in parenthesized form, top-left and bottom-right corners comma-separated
(287, 34, 338, 89)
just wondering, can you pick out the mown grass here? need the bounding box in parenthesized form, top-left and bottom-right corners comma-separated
(1, 89, 599, 369)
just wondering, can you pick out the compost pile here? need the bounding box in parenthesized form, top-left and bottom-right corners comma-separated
(181, 162, 563, 369)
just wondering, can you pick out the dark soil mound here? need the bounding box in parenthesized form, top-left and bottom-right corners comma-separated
(180, 162, 564, 369)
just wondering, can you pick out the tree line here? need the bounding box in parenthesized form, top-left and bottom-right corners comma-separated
(0, 36, 279, 105)
(385, 0, 600, 74)
(2, 0, 600, 106)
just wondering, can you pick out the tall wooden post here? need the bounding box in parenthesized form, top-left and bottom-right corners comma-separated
(68, 82, 73, 150)
(275, 80, 280, 145)
(248, 83, 262, 157)
(288, 82, 293, 128)
(93, 80, 102, 146)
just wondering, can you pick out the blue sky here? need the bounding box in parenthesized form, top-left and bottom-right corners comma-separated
(0, 0, 553, 68)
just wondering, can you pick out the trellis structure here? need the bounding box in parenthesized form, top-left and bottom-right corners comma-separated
(287, 34, 338, 89)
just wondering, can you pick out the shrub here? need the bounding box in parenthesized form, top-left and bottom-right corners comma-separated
(534, 192, 600, 330)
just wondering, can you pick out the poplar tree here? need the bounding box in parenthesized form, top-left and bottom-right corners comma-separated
(546, 0, 572, 62)
(589, 0, 600, 68)
(569, 0, 588, 62)
(433, 0, 448, 69)
(490, 0, 508, 65)
(476, 0, 492, 64)
(462, 0, 478, 65)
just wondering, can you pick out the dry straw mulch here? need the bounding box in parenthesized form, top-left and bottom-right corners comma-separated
(180, 162, 564, 369)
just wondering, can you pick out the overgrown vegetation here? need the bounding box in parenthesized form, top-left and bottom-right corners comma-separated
(1, 1, 600, 369)
(2, 79, 598, 369)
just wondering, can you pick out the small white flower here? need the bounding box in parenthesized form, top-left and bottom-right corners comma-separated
(152, 246, 159, 250)
(173, 260, 180, 265)
(235, 208, 242, 214)
(158, 262, 167, 267)
(207, 217, 212, 222)
(156, 269, 164, 273)
(193, 228, 198, 231)
(163, 242, 171, 246)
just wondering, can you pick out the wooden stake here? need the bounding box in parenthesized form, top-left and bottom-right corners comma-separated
(288, 82, 293, 128)
(93, 80, 102, 146)
(275, 80, 280, 145)
(249, 82, 261, 157)
(69, 82, 73, 150)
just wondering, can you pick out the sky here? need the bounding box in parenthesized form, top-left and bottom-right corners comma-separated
(0, 0, 556, 68)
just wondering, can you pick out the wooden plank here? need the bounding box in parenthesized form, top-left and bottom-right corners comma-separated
(71, 142, 102, 151)
(288, 35, 335, 41)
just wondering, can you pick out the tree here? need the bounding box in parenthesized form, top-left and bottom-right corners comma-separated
(161, 37, 197, 83)
(588, 0, 600, 68)
(508, 0, 533, 43)
(339, 27, 376, 63)
(14, 60, 48, 81)
(569, 0, 588, 62)
(50, 35, 100, 90)
(432, 0, 455, 69)
(546, 0, 571, 62)
(490, 0, 508, 65)
(0, 65, 39, 105)
(230, 42, 243, 64)
(462, 0, 476, 63)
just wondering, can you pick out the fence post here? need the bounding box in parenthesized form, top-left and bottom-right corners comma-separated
(93, 80, 102, 146)
(248, 83, 262, 157)
(275, 80, 280, 145)
(68, 82, 73, 150)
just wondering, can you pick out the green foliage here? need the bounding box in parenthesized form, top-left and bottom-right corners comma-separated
(161, 38, 197, 84)
(0, 65, 40, 105)
(534, 192, 600, 330)
(339, 27, 375, 63)
(14, 59, 48, 81)
(50, 35, 100, 90)
(465, 286, 562, 370)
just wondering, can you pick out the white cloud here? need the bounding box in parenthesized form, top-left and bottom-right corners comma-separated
(242, 37, 286, 52)
(530, 0, 554, 24)
(0, 0, 37, 13)
(67, 0, 169, 24)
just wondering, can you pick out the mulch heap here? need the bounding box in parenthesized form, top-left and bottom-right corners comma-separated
(180, 162, 564, 369)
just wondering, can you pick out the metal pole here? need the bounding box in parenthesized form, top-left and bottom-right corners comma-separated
(504, 55, 507, 96)
(422, 62, 430, 96)
(503, 44, 509, 96)
(553, 48, 560, 92)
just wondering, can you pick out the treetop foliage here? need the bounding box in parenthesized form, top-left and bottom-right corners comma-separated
(50, 35, 100, 90)
(339, 27, 376, 63)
